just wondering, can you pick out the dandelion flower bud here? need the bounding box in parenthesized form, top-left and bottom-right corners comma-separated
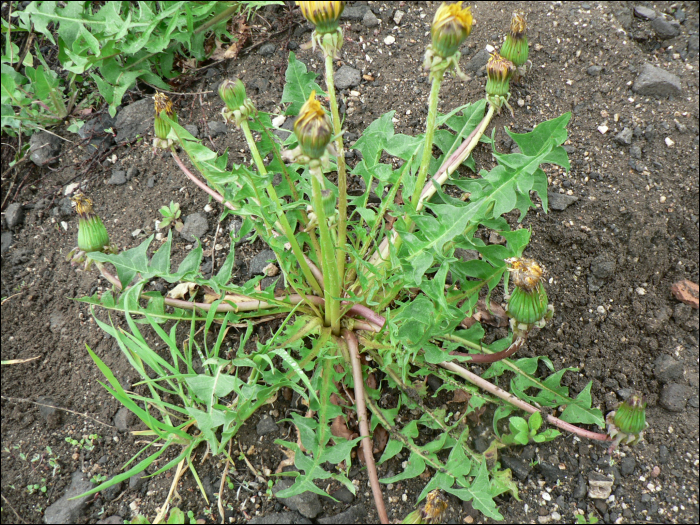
(485, 52, 515, 98)
(296, 1, 345, 35)
(501, 13, 529, 68)
(294, 91, 333, 159)
(505, 257, 549, 326)
(153, 93, 176, 150)
(606, 393, 648, 451)
(401, 490, 448, 524)
(72, 194, 110, 253)
(431, 2, 473, 59)
(218, 79, 247, 112)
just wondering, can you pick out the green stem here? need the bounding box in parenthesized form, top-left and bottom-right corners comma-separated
(240, 120, 323, 297)
(411, 74, 443, 207)
(324, 53, 348, 290)
(311, 166, 341, 334)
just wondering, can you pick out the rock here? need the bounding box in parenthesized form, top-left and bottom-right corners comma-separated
(632, 64, 682, 98)
(129, 472, 146, 491)
(614, 127, 634, 145)
(501, 455, 532, 480)
(383, 35, 395, 45)
(249, 512, 312, 524)
(688, 35, 699, 57)
(591, 255, 616, 279)
(573, 475, 587, 499)
(79, 113, 116, 154)
(673, 303, 698, 331)
(330, 486, 355, 504)
(96, 516, 126, 524)
(659, 383, 692, 412)
(5, 203, 24, 228)
(465, 49, 490, 73)
(107, 170, 127, 185)
(257, 415, 279, 436)
(184, 124, 199, 138)
(654, 354, 684, 384)
(318, 505, 367, 524)
(614, 8, 633, 29)
(620, 457, 636, 477)
(44, 470, 94, 524)
(100, 477, 124, 502)
(261, 275, 286, 292)
(658, 445, 670, 464)
(630, 144, 642, 159)
(126, 167, 138, 180)
(651, 17, 681, 40)
(180, 213, 209, 242)
(250, 250, 277, 276)
(587, 65, 603, 76)
(147, 176, 156, 188)
(113, 407, 134, 432)
(340, 6, 370, 21)
(393, 10, 405, 25)
(37, 396, 63, 429)
(633, 6, 657, 20)
(671, 280, 699, 309)
(587, 472, 614, 499)
(273, 478, 322, 519)
(29, 131, 62, 166)
(51, 197, 73, 219)
(362, 10, 379, 28)
(49, 311, 67, 333)
(115, 98, 153, 143)
(537, 462, 568, 483)
(548, 192, 579, 211)
(334, 65, 361, 90)
(207, 121, 228, 138)
(1, 231, 13, 255)
(259, 43, 276, 57)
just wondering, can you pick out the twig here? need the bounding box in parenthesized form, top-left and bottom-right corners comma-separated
(1, 494, 26, 524)
(342, 329, 389, 524)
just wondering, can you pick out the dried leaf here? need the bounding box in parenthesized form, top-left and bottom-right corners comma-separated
(167, 282, 197, 300)
(366, 373, 378, 390)
(331, 415, 357, 441)
(373, 426, 389, 454)
(462, 299, 509, 328)
(449, 389, 471, 404)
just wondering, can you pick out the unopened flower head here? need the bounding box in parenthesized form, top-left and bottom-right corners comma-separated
(501, 13, 529, 67)
(71, 194, 110, 254)
(219, 79, 247, 112)
(401, 490, 448, 524)
(431, 2, 473, 59)
(294, 90, 333, 159)
(485, 52, 515, 98)
(297, 1, 345, 34)
(505, 257, 549, 326)
(606, 392, 648, 450)
(153, 92, 175, 142)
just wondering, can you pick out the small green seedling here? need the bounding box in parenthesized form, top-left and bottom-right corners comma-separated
(91, 473, 108, 485)
(157, 201, 183, 231)
(27, 479, 47, 495)
(500, 412, 561, 445)
(576, 512, 600, 524)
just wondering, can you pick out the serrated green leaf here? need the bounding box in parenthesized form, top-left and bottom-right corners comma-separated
(280, 52, 325, 115)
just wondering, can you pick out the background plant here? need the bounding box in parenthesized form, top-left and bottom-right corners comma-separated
(1, 1, 279, 138)
(70, 3, 636, 523)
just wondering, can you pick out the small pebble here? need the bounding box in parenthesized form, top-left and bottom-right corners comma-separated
(384, 35, 395, 45)
(636, 287, 647, 295)
(651, 466, 661, 478)
(542, 492, 552, 502)
(131, 229, 141, 237)
(665, 137, 674, 147)
(598, 125, 608, 134)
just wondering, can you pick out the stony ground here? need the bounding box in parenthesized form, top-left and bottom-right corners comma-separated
(1, 1, 699, 524)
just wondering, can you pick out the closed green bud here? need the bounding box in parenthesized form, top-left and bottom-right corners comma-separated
(218, 79, 247, 111)
(72, 194, 110, 253)
(501, 13, 529, 68)
(613, 394, 647, 436)
(506, 257, 549, 326)
(485, 52, 515, 98)
(294, 91, 333, 159)
(296, 1, 345, 34)
(431, 2, 473, 59)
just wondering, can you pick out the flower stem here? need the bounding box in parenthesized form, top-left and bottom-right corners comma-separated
(240, 120, 323, 297)
(324, 53, 348, 290)
(411, 74, 443, 207)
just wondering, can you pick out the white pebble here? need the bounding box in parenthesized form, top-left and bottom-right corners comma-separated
(401, 493, 408, 502)
(155, 232, 163, 241)
(636, 287, 647, 296)
(60, 221, 68, 231)
(485, 44, 495, 53)
(551, 511, 561, 520)
(541, 491, 551, 501)
(659, 195, 666, 203)
(597, 306, 606, 314)
(598, 125, 608, 134)
(131, 229, 141, 237)
(384, 35, 395, 45)
(665, 137, 674, 147)
(204, 204, 213, 213)
(271, 115, 286, 127)
(64, 182, 80, 196)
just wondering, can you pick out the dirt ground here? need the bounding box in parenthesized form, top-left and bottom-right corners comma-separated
(2, 1, 699, 524)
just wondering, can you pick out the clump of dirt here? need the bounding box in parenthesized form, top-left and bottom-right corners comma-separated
(2, 2, 698, 524)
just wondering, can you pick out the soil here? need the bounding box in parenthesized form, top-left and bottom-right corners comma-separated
(2, 2, 699, 524)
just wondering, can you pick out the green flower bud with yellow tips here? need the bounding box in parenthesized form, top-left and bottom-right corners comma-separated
(401, 490, 448, 524)
(296, 1, 345, 35)
(485, 52, 516, 98)
(501, 13, 529, 68)
(153, 93, 177, 150)
(72, 194, 110, 254)
(606, 393, 648, 451)
(294, 90, 333, 159)
(430, 2, 473, 59)
(218, 79, 256, 126)
(505, 257, 550, 328)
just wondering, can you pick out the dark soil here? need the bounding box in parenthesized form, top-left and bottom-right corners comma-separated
(2, 2, 699, 524)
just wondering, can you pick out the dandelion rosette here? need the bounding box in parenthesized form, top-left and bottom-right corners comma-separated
(505, 257, 552, 331)
(500, 13, 529, 68)
(294, 90, 333, 160)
